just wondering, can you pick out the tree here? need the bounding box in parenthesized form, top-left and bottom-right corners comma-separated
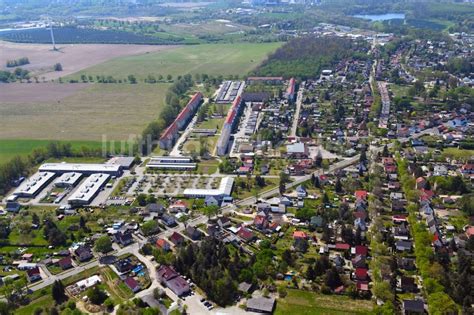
(127, 74, 137, 84)
(335, 178, 342, 193)
(94, 236, 112, 254)
(306, 265, 316, 281)
(141, 220, 159, 236)
(87, 286, 107, 305)
(52, 280, 67, 304)
(166, 74, 172, 81)
(202, 205, 219, 219)
(136, 194, 147, 206)
(53, 63, 62, 71)
(324, 267, 342, 289)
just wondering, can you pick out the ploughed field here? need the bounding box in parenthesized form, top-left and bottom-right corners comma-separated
(0, 41, 178, 80)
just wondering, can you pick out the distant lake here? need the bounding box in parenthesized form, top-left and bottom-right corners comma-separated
(353, 13, 405, 21)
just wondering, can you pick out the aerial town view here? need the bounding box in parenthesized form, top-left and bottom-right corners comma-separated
(0, 0, 473, 314)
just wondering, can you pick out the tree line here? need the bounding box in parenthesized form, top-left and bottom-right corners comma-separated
(6, 57, 29, 68)
(0, 142, 106, 195)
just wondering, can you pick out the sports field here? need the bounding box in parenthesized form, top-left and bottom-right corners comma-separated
(67, 42, 282, 81)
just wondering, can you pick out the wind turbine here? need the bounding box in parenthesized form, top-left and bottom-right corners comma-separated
(48, 17, 58, 51)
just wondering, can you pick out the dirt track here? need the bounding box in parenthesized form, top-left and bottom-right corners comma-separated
(0, 41, 179, 80)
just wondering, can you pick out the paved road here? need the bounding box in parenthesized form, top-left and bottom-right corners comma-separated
(290, 83, 304, 137)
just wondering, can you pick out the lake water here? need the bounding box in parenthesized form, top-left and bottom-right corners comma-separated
(353, 13, 405, 21)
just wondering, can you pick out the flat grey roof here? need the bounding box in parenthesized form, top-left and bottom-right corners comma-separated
(39, 163, 121, 174)
(13, 172, 56, 197)
(246, 297, 275, 312)
(68, 173, 110, 204)
(55, 172, 82, 186)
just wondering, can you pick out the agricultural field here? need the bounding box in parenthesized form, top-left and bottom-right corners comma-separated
(67, 42, 282, 81)
(0, 83, 169, 141)
(0, 41, 178, 80)
(275, 289, 373, 315)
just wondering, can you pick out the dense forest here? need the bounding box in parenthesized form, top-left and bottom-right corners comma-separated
(173, 238, 246, 306)
(252, 36, 369, 79)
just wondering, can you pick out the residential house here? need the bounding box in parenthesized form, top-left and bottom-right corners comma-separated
(254, 215, 269, 231)
(217, 217, 231, 229)
(114, 232, 133, 246)
(402, 299, 425, 314)
(246, 297, 275, 314)
(26, 267, 41, 283)
(58, 256, 73, 270)
(400, 276, 417, 293)
(169, 232, 185, 246)
(156, 238, 171, 252)
(74, 246, 93, 262)
(157, 265, 190, 297)
(237, 227, 255, 242)
(161, 214, 177, 227)
(396, 240, 413, 252)
(354, 268, 368, 281)
(296, 185, 307, 198)
(124, 277, 141, 293)
(185, 226, 202, 240)
(145, 203, 165, 216)
(115, 258, 133, 273)
(293, 231, 308, 240)
(398, 257, 416, 271)
(205, 196, 219, 207)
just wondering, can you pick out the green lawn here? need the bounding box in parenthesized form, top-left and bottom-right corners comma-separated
(275, 289, 373, 315)
(441, 148, 474, 161)
(67, 43, 282, 81)
(0, 139, 110, 165)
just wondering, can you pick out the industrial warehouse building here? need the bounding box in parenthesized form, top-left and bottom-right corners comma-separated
(55, 172, 82, 188)
(216, 96, 243, 156)
(13, 172, 56, 198)
(183, 176, 233, 199)
(159, 92, 203, 150)
(39, 163, 122, 176)
(68, 173, 110, 206)
(147, 156, 196, 170)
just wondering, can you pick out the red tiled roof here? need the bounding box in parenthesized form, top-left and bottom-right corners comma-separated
(286, 77, 295, 95)
(124, 277, 139, 289)
(293, 231, 307, 239)
(355, 190, 368, 200)
(237, 227, 254, 240)
(335, 243, 350, 250)
(355, 245, 368, 256)
(465, 226, 474, 237)
(355, 268, 368, 280)
(156, 238, 170, 249)
(160, 92, 202, 140)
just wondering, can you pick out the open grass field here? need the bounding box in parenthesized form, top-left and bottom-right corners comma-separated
(0, 139, 110, 164)
(0, 41, 178, 81)
(275, 289, 373, 315)
(0, 83, 169, 140)
(1, 42, 280, 144)
(66, 42, 282, 81)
